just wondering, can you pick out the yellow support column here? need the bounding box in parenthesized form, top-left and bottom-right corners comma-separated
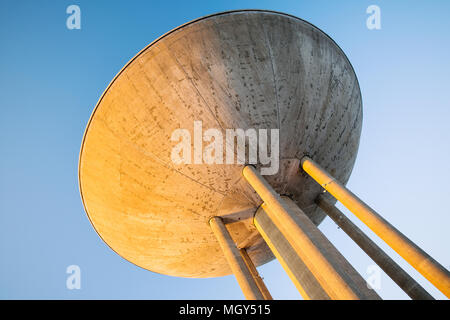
(301, 156, 450, 298)
(317, 195, 434, 300)
(243, 166, 379, 300)
(254, 204, 330, 300)
(209, 216, 265, 300)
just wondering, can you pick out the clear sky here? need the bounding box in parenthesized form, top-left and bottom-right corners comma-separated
(1, 0, 449, 299)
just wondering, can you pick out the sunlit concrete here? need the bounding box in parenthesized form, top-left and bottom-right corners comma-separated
(79, 10, 362, 277)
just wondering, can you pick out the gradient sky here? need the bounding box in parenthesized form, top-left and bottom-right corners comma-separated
(1, 0, 449, 299)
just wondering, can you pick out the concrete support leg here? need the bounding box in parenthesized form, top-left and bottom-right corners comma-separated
(239, 248, 273, 300)
(209, 216, 265, 300)
(317, 195, 434, 300)
(301, 156, 450, 298)
(243, 166, 380, 300)
(254, 206, 330, 300)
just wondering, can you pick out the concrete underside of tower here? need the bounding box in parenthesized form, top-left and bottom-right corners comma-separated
(79, 10, 362, 278)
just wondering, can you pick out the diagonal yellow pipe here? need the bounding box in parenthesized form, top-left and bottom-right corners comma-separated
(301, 156, 450, 298)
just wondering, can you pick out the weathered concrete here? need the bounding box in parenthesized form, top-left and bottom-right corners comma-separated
(302, 156, 450, 298)
(316, 195, 434, 300)
(79, 10, 363, 277)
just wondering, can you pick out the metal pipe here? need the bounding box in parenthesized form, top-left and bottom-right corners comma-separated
(239, 248, 273, 300)
(243, 165, 380, 300)
(209, 216, 265, 300)
(302, 156, 450, 298)
(317, 195, 434, 300)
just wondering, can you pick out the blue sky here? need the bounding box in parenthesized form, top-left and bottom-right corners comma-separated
(1, 0, 449, 299)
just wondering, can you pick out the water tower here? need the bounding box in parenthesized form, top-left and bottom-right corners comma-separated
(79, 10, 450, 299)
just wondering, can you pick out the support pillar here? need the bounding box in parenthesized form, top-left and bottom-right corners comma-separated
(239, 248, 273, 300)
(301, 156, 450, 298)
(317, 195, 434, 300)
(243, 166, 380, 300)
(209, 216, 265, 300)
(254, 205, 330, 300)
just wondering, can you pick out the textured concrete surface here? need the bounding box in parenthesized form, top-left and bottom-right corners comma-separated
(79, 10, 362, 277)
